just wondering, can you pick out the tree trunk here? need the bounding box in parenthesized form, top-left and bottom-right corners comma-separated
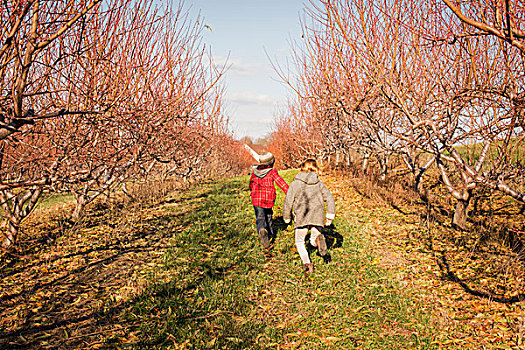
(71, 195, 87, 222)
(415, 176, 429, 203)
(361, 153, 370, 174)
(103, 190, 111, 205)
(412, 156, 435, 203)
(0, 186, 42, 248)
(378, 155, 389, 181)
(121, 182, 134, 200)
(2, 222, 19, 248)
(452, 193, 472, 230)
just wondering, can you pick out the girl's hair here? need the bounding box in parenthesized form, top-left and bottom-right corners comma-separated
(300, 159, 319, 173)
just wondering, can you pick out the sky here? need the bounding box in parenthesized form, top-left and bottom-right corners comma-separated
(186, 0, 307, 141)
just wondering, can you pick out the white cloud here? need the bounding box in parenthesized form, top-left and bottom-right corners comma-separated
(226, 91, 280, 106)
(207, 54, 289, 138)
(212, 55, 268, 77)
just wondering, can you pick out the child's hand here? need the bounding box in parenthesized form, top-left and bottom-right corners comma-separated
(325, 218, 332, 226)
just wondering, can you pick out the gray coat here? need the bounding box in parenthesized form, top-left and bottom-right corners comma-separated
(283, 171, 336, 228)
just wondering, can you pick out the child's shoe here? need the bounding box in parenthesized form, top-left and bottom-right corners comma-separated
(316, 234, 328, 256)
(259, 228, 270, 249)
(303, 263, 313, 276)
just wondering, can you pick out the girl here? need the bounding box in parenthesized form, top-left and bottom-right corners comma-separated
(249, 152, 289, 250)
(283, 159, 335, 275)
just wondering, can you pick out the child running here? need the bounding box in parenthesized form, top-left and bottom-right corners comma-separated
(249, 152, 289, 250)
(283, 159, 336, 275)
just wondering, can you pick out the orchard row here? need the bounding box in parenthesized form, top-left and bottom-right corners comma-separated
(0, 1, 251, 248)
(268, 0, 525, 230)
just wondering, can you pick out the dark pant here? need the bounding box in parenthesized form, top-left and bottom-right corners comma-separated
(253, 206, 274, 239)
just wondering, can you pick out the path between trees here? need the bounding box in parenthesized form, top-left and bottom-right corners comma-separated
(0, 170, 522, 349)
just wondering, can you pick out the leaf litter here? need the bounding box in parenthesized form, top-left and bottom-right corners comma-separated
(1, 172, 523, 349)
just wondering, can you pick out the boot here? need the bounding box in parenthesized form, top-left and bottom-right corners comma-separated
(258, 228, 270, 249)
(316, 234, 328, 256)
(303, 263, 314, 276)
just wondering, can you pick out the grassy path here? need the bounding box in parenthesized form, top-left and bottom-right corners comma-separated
(2, 170, 523, 348)
(125, 171, 434, 349)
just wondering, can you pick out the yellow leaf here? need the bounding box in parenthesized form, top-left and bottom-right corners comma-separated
(285, 333, 300, 338)
(326, 336, 339, 341)
(206, 337, 216, 348)
(225, 337, 242, 343)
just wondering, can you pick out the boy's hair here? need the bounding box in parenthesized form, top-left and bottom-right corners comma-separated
(300, 159, 319, 173)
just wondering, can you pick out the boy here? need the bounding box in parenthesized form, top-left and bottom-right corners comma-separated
(249, 152, 289, 249)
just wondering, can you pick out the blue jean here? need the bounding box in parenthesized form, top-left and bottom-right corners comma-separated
(253, 206, 274, 239)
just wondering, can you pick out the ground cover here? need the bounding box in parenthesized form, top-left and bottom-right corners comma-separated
(1, 169, 522, 349)
(118, 171, 433, 349)
(334, 172, 525, 349)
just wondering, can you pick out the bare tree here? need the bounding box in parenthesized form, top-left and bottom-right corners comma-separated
(0, 0, 234, 246)
(272, 0, 524, 230)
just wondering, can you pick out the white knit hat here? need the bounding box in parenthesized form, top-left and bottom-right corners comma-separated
(259, 152, 275, 165)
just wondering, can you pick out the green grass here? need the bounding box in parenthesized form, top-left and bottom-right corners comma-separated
(119, 170, 435, 349)
(452, 138, 525, 169)
(0, 191, 75, 218)
(38, 192, 75, 209)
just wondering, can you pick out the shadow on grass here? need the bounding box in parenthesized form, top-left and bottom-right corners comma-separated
(0, 212, 181, 281)
(3, 177, 273, 349)
(122, 257, 269, 349)
(436, 251, 525, 303)
(0, 184, 228, 349)
(341, 172, 525, 305)
(319, 224, 344, 263)
(417, 208, 525, 304)
(0, 234, 183, 349)
(302, 224, 344, 264)
(270, 216, 288, 244)
(322, 224, 344, 249)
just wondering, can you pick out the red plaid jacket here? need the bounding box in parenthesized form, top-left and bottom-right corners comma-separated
(249, 167, 289, 208)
